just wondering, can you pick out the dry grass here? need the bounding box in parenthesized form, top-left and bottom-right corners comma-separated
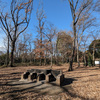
(0, 63, 100, 100)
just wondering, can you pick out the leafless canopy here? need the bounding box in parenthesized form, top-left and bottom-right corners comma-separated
(0, 0, 33, 41)
(0, 0, 33, 66)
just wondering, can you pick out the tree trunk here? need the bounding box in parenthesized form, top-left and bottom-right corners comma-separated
(84, 52, 86, 67)
(62, 55, 64, 64)
(77, 39, 80, 67)
(44, 51, 47, 66)
(55, 53, 58, 65)
(34, 54, 36, 65)
(29, 45, 32, 63)
(40, 53, 42, 66)
(69, 59, 73, 71)
(68, 49, 75, 71)
(10, 42, 15, 67)
(93, 44, 95, 66)
(68, 23, 76, 71)
(6, 34, 9, 67)
(30, 52, 32, 63)
(44, 56, 46, 65)
(51, 53, 53, 68)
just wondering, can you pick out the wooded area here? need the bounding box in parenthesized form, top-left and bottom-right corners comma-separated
(0, 0, 100, 71)
(1, 0, 100, 100)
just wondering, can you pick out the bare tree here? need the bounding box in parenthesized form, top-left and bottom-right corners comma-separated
(28, 34, 33, 63)
(3, 35, 10, 66)
(76, 5, 95, 68)
(94, 0, 100, 11)
(2, 31, 10, 66)
(81, 34, 90, 67)
(44, 23, 56, 67)
(36, 2, 46, 66)
(90, 31, 99, 66)
(16, 33, 32, 63)
(0, 0, 33, 67)
(67, 0, 93, 71)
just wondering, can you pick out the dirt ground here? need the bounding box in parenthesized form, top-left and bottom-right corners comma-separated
(0, 63, 100, 100)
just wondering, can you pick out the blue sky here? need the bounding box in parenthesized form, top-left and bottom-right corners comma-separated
(31, 0, 72, 29)
(0, 0, 99, 50)
(29, 0, 72, 36)
(0, 0, 72, 49)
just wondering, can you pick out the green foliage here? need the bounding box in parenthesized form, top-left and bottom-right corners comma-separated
(89, 39, 100, 59)
(0, 54, 6, 66)
(87, 52, 93, 66)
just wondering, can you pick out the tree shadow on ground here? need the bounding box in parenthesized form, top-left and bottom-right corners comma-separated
(7, 80, 37, 86)
(1, 77, 94, 100)
(10, 72, 22, 75)
(49, 82, 94, 100)
(61, 78, 77, 86)
(74, 74, 100, 79)
(77, 67, 100, 71)
(0, 73, 95, 100)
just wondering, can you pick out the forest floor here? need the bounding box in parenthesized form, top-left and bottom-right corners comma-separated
(0, 63, 100, 100)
